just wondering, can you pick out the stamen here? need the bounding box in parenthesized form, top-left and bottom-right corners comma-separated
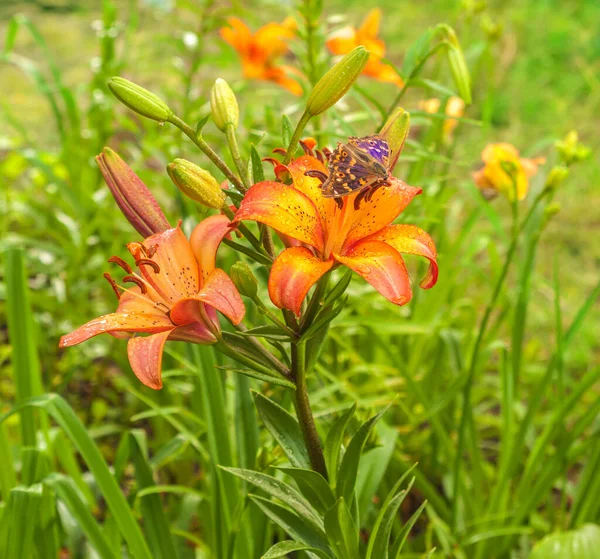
(315, 149, 326, 163)
(123, 275, 148, 294)
(299, 140, 314, 156)
(354, 189, 369, 210)
(335, 197, 344, 209)
(304, 170, 328, 184)
(103, 273, 121, 299)
(146, 244, 158, 258)
(321, 147, 332, 159)
(136, 258, 161, 273)
(272, 147, 287, 156)
(262, 157, 280, 168)
(108, 255, 132, 274)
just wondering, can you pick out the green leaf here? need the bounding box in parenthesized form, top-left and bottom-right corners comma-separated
(324, 498, 360, 559)
(218, 367, 296, 389)
(336, 405, 390, 505)
(0, 395, 153, 559)
(324, 269, 353, 305)
(530, 524, 600, 559)
(282, 114, 294, 146)
(401, 27, 434, 78)
(300, 296, 347, 343)
(277, 467, 336, 515)
(324, 404, 356, 487)
(390, 500, 427, 558)
(1, 485, 42, 559)
(262, 540, 331, 559)
(251, 144, 265, 183)
(221, 467, 323, 531)
(44, 473, 117, 559)
(253, 392, 311, 469)
(249, 494, 332, 555)
(195, 113, 210, 136)
(238, 325, 292, 341)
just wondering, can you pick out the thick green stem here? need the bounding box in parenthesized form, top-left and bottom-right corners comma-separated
(292, 341, 328, 479)
(167, 114, 245, 192)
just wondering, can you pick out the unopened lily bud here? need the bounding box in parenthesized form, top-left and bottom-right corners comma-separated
(380, 107, 410, 170)
(167, 159, 226, 210)
(541, 202, 561, 231)
(230, 262, 258, 299)
(555, 131, 591, 166)
(545, 166, 569, 191)
(306, 46, 369, 116)
(210, 78, 239, 131)
(438, 26, 472, 104)
(96, 148, 170, 237)
(108, 77, 172, 122)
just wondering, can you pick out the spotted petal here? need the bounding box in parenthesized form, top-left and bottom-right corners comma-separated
(127, 330, 172, 390)
(190, 214, 232, 281)
(234, 181, 325, 252)
(268, 247, 334, 316)
(335, 240, 412, 305)
(367, 224, 438, 288)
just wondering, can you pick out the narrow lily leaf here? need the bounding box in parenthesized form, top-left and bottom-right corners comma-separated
(324, 404, 357, 487)
(262, 540, 331, 559)
(195, 113, 210, 136)
(324, 498, 360, 559)
(324, 269, 353, 305)
(2, 485, 42, 559)
(219, 367, 296, 389)
(0, 425, 16, 501)
(238, 325, 292, 341)
(530, 524, 600, 559)
(336, 405, 391, 505)
(0, 394, 153, 559)
(251, 144, 265, 183)
(221, 467, 323, 531)
(44, 473, 117, 559)
(249, 494, 332, 555)
(300, 296, 347, 343)
(401, 28, 435, 78)
(282, 114, 294, 146)
(235, 374, 260, 471)
(253, 392, 311, 469)
(277, 467, 336, 515)
(390, 500, 427, 558)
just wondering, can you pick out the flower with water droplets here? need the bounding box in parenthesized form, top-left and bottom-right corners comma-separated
(326, 9, 403, 87)
(220, 17, 302, 95)
(233, 149, 437, 316)
(59, 217, 244, 389)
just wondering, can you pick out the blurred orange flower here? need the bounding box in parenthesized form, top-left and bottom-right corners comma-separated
(473, 143, 546, 201)
(60, 218, 244, 389)
(220, 17, 302, 95)
(326, 9, 403, 87)
(233, 156, 437, 316)
(419, 96, 465, 140)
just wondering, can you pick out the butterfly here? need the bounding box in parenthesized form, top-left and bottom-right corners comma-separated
(321, 134, 391, 200)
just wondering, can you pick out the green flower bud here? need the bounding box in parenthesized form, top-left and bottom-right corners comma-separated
(167, 159, 226, 209)
(306, 46, 369, 116)
(555, 130, 591, 166)
(108, 77, 172, 122)
(545, 165, 569, 191)
(438, 26, 472, 104)
(541, 202, 561, 230)
(210, 78, 239, 131)
(380, 107, 410, 170)
(230, 262, 258, 299)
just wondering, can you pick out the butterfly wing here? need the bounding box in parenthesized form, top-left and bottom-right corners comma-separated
(348, 135, 390, 169)
(321, 140, 388, 199)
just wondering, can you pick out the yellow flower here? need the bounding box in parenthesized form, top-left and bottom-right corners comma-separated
(473, 143, 545, 201)
(419, 96, 465, 140)
(220, 17, 302, 95)
(326, 9, 403, 87)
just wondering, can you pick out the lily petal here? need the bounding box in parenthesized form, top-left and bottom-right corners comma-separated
(343, 177, 422, 250)
(127, 330, 172, 390)
(221, 17, 252, 58)
(59, 309, 173, 348)
(268, 247, 334, 316)
(335, 239, 412, 305)
(368, 224, 438, 289)
(170, 269, 245, 326)
(189, 214, 232, 281)
(234, 181, 325, 252)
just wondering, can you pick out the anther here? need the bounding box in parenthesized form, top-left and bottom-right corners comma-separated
(103, 273, 121, 299)
(136, 258, 161, 273)
(272, 147, 288, 156)
(123, 275, 148, 294)
(299, 140, 314, 156)
(304, 170, 329, 185)
(146, 244, 158, 258)
(108, 255, 132, 274)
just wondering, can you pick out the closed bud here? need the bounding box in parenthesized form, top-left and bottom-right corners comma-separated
(167, 159, 226, 209)
(108, 77, 172, 122)
(438, 26, 472, 104)
(210, 78, 239, 131)
(541, 202, 561, 231)
(380, 107, 410, 170)
(96, 148, 171, 237)
(555, 130, 591, 167)
(545, 166, 569, 191)
(230, 262, 258, 299)
(306, 46, 369, 116)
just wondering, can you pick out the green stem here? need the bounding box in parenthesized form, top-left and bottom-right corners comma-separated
(292, 341, 328, 478)
(221, 205, 267, 258)
(283, 111, 312, 165)
(168, 114, 245, 192)
(225, 124, 251, 191)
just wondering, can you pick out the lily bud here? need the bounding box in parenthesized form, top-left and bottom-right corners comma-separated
(438, 26, 472, 104)
(306, 46, 369, 116)
(541, 202, 561, 231)
(380, 107, 410, 171)
(108, 77, 172, 122)
(555, 130, 591, 166)
(210, 78, 239, 131)
(545, 166, 569, 191)
(230, 262, 258, 299)
(96, 148, 171, 237)
(167, 159, 226, 210)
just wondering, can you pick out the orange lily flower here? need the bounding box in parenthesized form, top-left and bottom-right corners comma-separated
(220, 17, 302, 95)
(60, 216, 244, 389)
(419, 96, 465, 140)
(326, 9, 403, 87)
(473, 143, 546, 201)
(233, 156, 437, 316)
